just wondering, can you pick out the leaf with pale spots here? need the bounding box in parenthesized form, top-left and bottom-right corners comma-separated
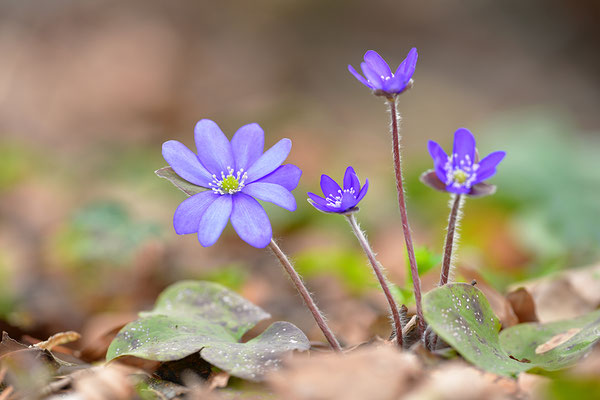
(155, 166, 207, 196)
(106, 281, 310, 381)
(424, 284, 600, 376)
(423, 283, 530, 376)
(499, 309, 600, 371)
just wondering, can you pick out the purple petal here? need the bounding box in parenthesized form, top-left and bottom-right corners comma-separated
(162, 140, 213, 187)
(348, 65, 373, 89)
(472, 151, 505, 184)
(194, 119, 235, 176)
(395, 47, 418, 80)
(255, 164, 302, 191)
(339, 192, 358, 211)
(307, 193, 333, 213)
(355, 179, 369, 203)
(363, 50, 392, 79)
(428, 140, 449, 183)
(245, 138, 292, 182)
(242, 182, 297, 211)
(360, 62, 383, 88)
(477, 151, 506, 174)
(343, 166, 357, 190)
(231, 123, 264, 171)
(383, 75, 408, 93)
(428, 140, 448, 164)
(173, 191, 219, 234)
(197, 195, 232, 247)
(452, 128, 476, 166)
(473, 168, 497, 184)
(445, 184, 470, 195)
(230, 193, 272, 248)
(320, 174, 341, 197)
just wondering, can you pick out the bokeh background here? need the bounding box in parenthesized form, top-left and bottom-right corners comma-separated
(1, 0, 599, 347)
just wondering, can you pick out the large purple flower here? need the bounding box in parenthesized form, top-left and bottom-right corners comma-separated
(307, 166, 369, 213)
(422, 128, 505, 196)
(162, 119, 302, 248)
(348, 48, 417, 96)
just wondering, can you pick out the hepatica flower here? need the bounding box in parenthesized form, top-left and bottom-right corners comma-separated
(307, 166, 368, 213)
(162, 119, 301, 248)
(348, 48, 417, 96)
(422, 128, 505, 196)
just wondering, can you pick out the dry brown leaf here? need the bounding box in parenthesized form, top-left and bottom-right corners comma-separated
(267, 344, 422, 400)
(0, 385, 13, 400)
(34, 331, 81, 351)
(517, 373, 551, 400)
(509, 263, 600, 322)
(72, 365, 136, 400)
(506, 287, 539, 323)
(79, 313, 137, 362)
(404, 361, 517, 400)
(206, 371, 230, 391)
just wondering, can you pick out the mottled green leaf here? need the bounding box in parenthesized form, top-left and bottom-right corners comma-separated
(142, 280, 269, 340)
(425, 283, 600, 376)
(107, 281, 309, 381)
(423, 283, 530, 376)
(201, 321, 310, 381)
(500, 309, 600, 371)
(155, 166, 207, 196)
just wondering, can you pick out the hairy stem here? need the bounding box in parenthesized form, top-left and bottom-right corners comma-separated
(439, 194, 464, 286)
(345, 213, 403, 348)
(387, 97, 425, 336)
(268, 239, 342, 352)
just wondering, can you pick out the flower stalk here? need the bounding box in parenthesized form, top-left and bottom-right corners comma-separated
(439, 194, 465, 286)
(268, 239, 342, 352)
(387, 97, 425, 336)
(345, 213, 403, 348)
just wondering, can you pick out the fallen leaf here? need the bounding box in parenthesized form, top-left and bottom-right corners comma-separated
(268, 344, 422, 400)
(34, 331, 81, 351)
(506, 287, 539, 323)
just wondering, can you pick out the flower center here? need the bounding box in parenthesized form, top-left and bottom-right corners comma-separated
(210, 167, 247, 195)
(445, 154, 479, 189)
(326, 188, 356, 208)
(453, 170, 468, 184)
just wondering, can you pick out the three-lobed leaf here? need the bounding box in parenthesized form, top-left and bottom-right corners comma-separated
(424, 283, 600, 376)
(107, 281, 310, 381)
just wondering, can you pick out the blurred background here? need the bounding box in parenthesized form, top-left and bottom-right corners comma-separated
(1, 0, 599, 347)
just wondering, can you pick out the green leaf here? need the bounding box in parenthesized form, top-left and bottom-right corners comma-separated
(424, 283, 600, 376)
(201, 321, 310, 381)
(155, 166, 207, 196)
(142, 280, 270, 340)
(423, 283, 530, 376)
(107, 281, 310, 381)
(499, 309, 600, 371)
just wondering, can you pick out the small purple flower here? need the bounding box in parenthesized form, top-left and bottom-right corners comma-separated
(422, 128, 505, 196)
(162, 119, 302, 248)
(307, 166, 369, 213)
(348, 48, 418, 96)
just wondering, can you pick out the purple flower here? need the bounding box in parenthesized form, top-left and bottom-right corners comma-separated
(307, 166, 369, 213)
(348, 48, 417, 96)
(162, 119, 302, 248)
(421, 128, 505, 196)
